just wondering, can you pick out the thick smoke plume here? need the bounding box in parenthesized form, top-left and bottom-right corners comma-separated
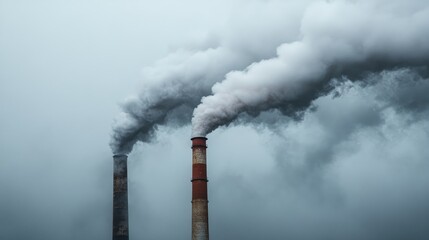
(110, 1, 309, 154)
(192, 0, 429, 137)
(111, 0, 429, 153)
(110, 47, 249, 154)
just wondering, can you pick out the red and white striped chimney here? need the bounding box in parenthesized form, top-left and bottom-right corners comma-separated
(191, 137, 209, 240)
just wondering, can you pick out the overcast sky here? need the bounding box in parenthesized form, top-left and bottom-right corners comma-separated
(1, 0, 429, 240)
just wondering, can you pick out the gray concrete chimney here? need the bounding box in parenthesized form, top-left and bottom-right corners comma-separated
(113, 154, 129, 240)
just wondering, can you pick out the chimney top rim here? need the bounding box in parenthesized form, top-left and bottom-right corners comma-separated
(191, 137, 208, 140)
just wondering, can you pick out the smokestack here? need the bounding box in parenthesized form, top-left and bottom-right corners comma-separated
(113, 154, 129, 240)
(191, 137, 209, 240)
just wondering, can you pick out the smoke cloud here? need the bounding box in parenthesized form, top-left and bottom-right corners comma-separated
(207, 68, 429, 240)
(110, 47, 250, 154)
(110, 0, 313, 154)
(191, 0, 429, 137)
(112, 0, 429, 153)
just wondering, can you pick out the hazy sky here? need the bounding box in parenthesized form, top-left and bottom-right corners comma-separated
(1, 1, 429, 240)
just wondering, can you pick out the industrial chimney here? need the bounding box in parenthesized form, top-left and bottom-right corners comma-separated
(191, 137, 209, 240)
(113, 154, 129, 240)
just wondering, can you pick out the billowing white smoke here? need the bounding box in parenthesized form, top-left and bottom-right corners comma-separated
(192, 0, 429, 137)
(110, 47, 249, 154)
(111, 0, 429, 153)
(110, 0, 310, 154)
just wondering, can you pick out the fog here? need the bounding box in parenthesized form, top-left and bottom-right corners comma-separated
(1, 1, 429, 240)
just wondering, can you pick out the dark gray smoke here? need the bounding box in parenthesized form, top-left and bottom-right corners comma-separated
(206, 68, 429, 240)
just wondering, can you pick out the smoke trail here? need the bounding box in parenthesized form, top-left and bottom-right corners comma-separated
(192, 0, 429, 137)
(110, 47, 248, 154)
(110, 1, 311, 154)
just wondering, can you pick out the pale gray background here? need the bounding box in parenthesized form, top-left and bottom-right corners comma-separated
(1, 0, 429, 240)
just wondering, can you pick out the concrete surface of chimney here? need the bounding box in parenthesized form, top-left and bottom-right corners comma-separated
(113, 154, 129, 240)
(191, 137, 209, 240)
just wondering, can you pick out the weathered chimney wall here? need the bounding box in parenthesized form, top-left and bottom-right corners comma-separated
(113, 154, 129, 240)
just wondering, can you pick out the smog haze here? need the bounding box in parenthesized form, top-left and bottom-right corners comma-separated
(1, 0, 429, 239)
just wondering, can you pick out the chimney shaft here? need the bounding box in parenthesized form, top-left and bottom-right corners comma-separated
(191, 137, 209, 240)
(113, 154, 129, 240)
